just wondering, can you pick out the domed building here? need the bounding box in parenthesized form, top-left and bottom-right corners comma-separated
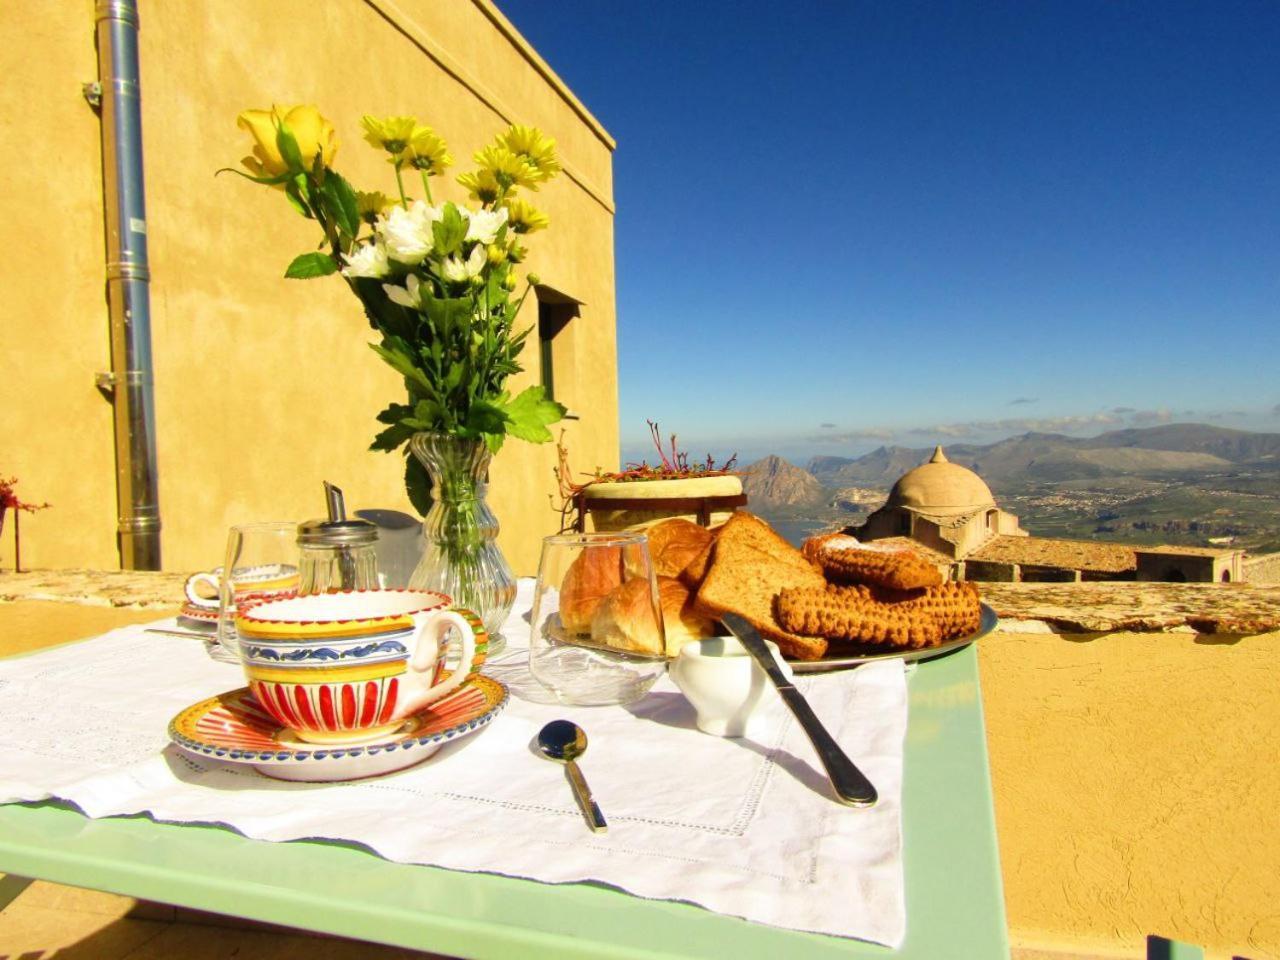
(853, 446, 1246, 583)
(855, 447, 1026, 562)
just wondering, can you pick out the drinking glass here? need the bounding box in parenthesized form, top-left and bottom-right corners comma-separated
(528, 531, 667, 705)
(211, 522, 300, 662)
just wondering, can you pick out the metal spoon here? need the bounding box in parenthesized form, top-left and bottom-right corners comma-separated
(537, 720, 608, 834)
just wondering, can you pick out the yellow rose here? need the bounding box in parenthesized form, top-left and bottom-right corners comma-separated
(237, 104, 337, 180)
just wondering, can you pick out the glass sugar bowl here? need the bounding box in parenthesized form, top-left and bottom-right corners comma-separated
(296, 483, 379, 593)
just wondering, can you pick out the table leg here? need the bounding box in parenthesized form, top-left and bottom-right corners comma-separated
(0, 874, 34, 912)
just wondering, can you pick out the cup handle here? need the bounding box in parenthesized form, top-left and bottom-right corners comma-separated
(184, 572, 221, 609)
(399, 609, 478, 716)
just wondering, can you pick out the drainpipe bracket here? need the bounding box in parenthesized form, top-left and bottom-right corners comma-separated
(82, 81, 103, 112)
(95, 371, 118, 400)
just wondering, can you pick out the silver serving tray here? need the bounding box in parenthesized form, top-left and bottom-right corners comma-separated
(787, 603, 998, 673)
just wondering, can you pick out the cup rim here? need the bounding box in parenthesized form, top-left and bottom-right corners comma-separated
(237, 588, 453, 625)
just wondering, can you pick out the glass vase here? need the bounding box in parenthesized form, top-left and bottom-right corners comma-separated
(407, 432, 516, 654)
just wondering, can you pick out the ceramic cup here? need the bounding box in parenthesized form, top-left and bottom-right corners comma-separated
(184, 563, 299, 611)
(235, 589, 486, 744)
(670, 636, 792, 738)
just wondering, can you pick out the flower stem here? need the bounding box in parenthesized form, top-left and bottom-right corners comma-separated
(394, 162, 408, 207)
(420, 170, 434, 205)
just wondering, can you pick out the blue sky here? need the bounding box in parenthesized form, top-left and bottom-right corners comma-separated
(499, 1, 1280, 465)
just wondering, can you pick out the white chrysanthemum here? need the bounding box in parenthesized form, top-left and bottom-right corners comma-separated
(463, 206, 508, 245)
(440, 244, 486, 283)
(376, 201, 443, 264)
(382, 273, 425, 309)
(340, 242, 391, 279)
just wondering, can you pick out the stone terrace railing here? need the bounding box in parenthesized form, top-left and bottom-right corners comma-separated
(3, 570, 1279, 637)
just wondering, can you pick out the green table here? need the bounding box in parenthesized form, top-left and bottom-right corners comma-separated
(0, 643, 1008, 959)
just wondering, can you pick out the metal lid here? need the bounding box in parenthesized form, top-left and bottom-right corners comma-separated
(297, 517, 377, 547)
(297, 480, 378, 547)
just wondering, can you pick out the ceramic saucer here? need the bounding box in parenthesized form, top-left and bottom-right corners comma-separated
(178, 601, 219, 627)
(168, 675, 508, 782)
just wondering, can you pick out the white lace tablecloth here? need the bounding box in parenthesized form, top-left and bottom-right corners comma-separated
(0, 580, 908, 946)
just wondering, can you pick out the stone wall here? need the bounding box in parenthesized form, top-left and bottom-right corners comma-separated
(1244, 551, 1280, 585)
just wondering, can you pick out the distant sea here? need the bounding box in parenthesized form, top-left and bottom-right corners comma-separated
(758, 510, 845, 548)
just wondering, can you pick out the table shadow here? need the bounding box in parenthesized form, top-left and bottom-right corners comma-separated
(623, 692, 835, 801)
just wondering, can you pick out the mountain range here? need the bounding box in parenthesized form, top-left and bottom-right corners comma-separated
(803, 423, 1280, 491)
(743, 424, 1280, 552)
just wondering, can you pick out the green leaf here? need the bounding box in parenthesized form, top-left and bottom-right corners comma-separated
(284, 252, 338, 279)
(483, 431, 506, 455)
(283, 180, 312, 219)
(405, 453, 433, 517)
(320, 171, 360, 239)
(215, 166, 293, 187)
(352, 278, 414, 337)
(413, 399, 443, 424)
(431, 203, 467, 255)
(461, 400, 509, 438)
(500, 385, 566, 443)
(369, 339, 438, 398)
(275, 121, 304, 173)
(425, 296, 474, 341)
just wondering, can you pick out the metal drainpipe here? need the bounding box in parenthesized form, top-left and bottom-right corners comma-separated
(94, 0, 161, 569)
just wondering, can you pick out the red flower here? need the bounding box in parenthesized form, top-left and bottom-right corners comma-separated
(0, 477, 51, 513)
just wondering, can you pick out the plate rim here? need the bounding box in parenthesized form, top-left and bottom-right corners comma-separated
(168, 674, 508, 766)
(787, 602, 998, 673)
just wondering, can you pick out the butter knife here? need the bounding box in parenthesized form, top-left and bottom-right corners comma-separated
(721, 613, 878, 808)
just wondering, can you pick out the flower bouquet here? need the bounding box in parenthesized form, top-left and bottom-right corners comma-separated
(228, 105, 567, 642)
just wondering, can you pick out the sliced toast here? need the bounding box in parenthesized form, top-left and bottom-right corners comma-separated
(695, 512, 829, 660)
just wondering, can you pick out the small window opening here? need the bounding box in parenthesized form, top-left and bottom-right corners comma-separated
(536, 287, 580, 407)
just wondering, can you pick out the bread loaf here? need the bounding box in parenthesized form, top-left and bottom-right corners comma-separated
(590, 575, 717, 657)
(559, 545, 623, 634)
(645, 518, 715, 581)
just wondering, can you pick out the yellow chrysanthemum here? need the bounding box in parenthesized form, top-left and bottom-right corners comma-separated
(473, 144, 540, 190)
(499, 125, 560, 181)
(356, 190, 394, 221)
(361, 115, 417, 155)
(457, 168, 505, 205)
(503, 196, 549, 234)
(404, 125, 452, 175)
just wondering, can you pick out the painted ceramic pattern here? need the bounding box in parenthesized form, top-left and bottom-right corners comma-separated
(178, 601, 219, 623)
(167, 675, 507, 782)
(236, 613, 415, 642)
(241, 636, 411, 664)
(458, 608, 489, 675)
(233, 590, 480, 742)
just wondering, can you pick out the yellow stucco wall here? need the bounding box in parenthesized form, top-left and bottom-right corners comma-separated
(980, 628, 1280, 960)
(0, 0, 618, 576)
